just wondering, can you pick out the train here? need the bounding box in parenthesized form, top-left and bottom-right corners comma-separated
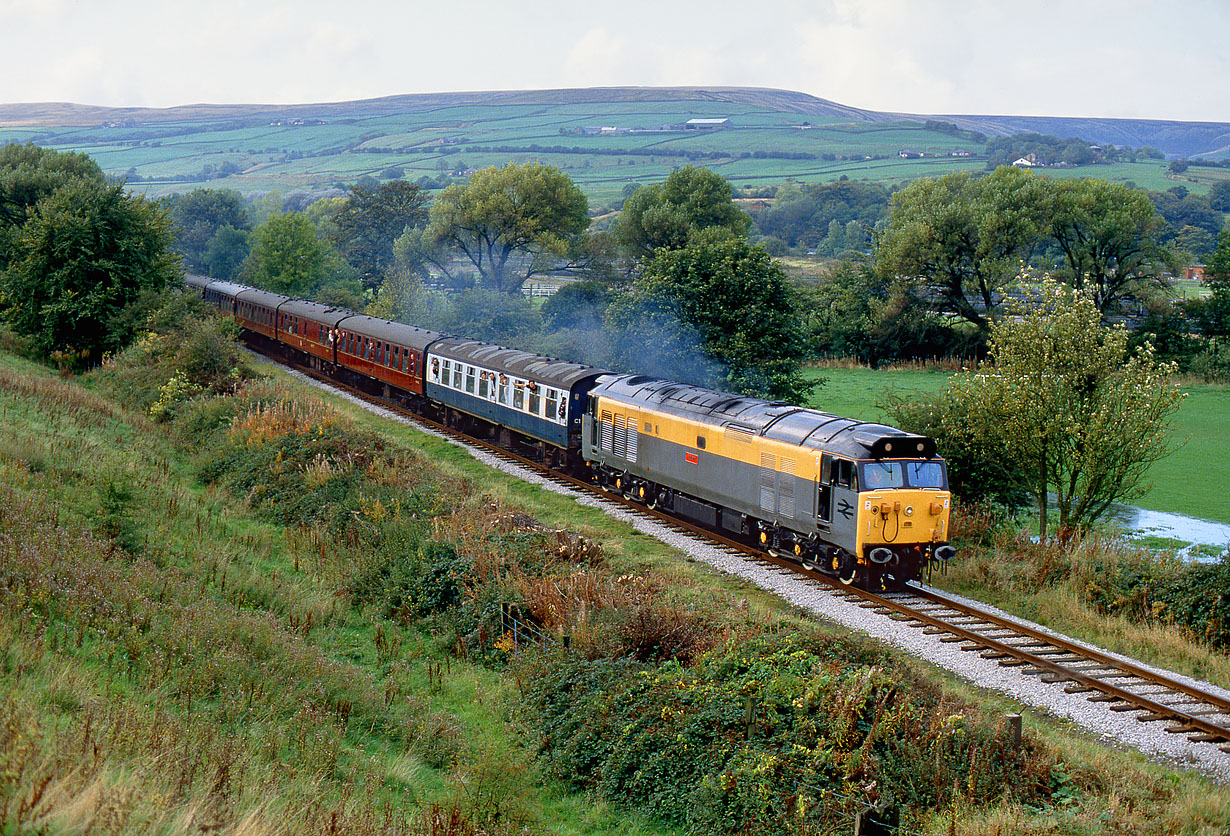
(185, 274, 954, 589)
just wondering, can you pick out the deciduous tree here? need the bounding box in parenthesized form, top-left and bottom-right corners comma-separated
(615, 165, 750, 261)
(606, 237, 812, 402)
(426, 163, 589, 293)
(0, 142, 103, 231)
(1044, 178, 1170, 313)
(163, 188, 249, 274)
(875, 167, 1048, 335)
(331, 181, 429, 291)
(0, 176, 180, 365)
(242, 212, 347, 298)
(938, 281, 1183, 539)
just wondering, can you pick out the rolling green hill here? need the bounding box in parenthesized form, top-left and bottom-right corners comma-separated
(2, 87, 1226, 206)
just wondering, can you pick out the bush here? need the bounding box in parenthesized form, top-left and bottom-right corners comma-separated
(350, 540, 469, 621)
(516, 632, 1056, 833)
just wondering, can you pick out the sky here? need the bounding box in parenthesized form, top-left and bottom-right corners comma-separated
(3, 0, 1229, 123)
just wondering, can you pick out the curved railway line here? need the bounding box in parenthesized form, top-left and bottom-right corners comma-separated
(261, 341, 1230, 761)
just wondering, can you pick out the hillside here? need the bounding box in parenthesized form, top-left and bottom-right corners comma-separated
(1, 86, 1227, 205)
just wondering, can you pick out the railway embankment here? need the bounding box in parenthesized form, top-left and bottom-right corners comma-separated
(1, 308, 1229, 835)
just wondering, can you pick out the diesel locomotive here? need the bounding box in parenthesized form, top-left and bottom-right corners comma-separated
(186, 274, 954, 589)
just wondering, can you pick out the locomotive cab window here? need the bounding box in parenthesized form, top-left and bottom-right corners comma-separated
(907, 461, 947, 489)
(832, 459, 855, 489)
(862, 462, 905, 490)
(696, 436, 706, 449)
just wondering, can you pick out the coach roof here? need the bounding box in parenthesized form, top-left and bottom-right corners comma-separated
(336, 315, 444, 351)
(429, 337, 607, 390)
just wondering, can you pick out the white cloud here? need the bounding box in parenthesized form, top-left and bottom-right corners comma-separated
(0, 0, 1227, 121)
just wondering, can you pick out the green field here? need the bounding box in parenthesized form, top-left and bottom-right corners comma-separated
(0, 91, 1199, 207)
(805, 366, 1230, 526)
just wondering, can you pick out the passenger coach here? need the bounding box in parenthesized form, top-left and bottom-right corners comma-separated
(425, 338, 606, 467)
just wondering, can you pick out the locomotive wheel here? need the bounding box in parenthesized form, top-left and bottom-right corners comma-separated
(876, 570, 902, 593)
(831, 553, 857, 585)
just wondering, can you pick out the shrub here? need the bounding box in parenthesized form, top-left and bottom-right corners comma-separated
(516, 632, 1057, 833)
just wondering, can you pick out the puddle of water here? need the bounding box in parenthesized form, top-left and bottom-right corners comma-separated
(1108, 505, 1230, 561)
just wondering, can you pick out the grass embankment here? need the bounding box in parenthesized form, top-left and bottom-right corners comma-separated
(1, 312, 1229, 835)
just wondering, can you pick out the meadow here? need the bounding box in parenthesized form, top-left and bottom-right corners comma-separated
(0, 91, 1202, 208)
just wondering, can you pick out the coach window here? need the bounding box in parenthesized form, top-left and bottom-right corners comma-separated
(513, 383, 524, 410)
(498, 378, 508, 404)
(545, 389, 558, 423)
(478, 372, 490, 399)
(440, 359, 450, 384)
(528, 387, 540, 416)
(465, 366, 476, 394)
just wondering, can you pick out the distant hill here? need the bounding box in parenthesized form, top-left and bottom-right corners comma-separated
(2, 87, 1226, 204)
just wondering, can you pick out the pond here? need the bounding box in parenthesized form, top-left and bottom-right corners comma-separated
(1109, 505, 1230, 561)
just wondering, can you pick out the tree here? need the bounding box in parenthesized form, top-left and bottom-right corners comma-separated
(163, 188, 249, 274)
(242, 212, 346, 298)
(606, 237, 812, 402)
(0, 176, 180, 366)
(541, 280, 613, 330)
(615, 166, 751, 261)
(1209, 180, 1230, 213)
(0, 142, 104, 231)
(875, 167, 1048, 335)
(1043, 178, 1170, 314)
(426, 162, 589, 293)
(330, 181, 429, 291)
(1188, 229, 1230, 338)
(0, 143, 105, 270)
(940, 281, 1183, 540)
(204, 225, 251, 281)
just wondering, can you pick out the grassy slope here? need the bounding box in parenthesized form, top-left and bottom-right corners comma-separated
(4, 345, 1230, 833)
(0, 348, 674, 836)
(805, 366, 1230, 525)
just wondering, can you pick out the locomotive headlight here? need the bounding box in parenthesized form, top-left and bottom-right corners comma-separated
(904, 505, 914, 517)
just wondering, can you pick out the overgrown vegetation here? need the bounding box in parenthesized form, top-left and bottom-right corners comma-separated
(1, 300, 1228, 835)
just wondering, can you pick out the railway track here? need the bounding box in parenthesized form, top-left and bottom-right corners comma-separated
(266, 344, 1230, 756)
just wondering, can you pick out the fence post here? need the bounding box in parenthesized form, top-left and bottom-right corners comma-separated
(1005, 713, 1022, 749)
